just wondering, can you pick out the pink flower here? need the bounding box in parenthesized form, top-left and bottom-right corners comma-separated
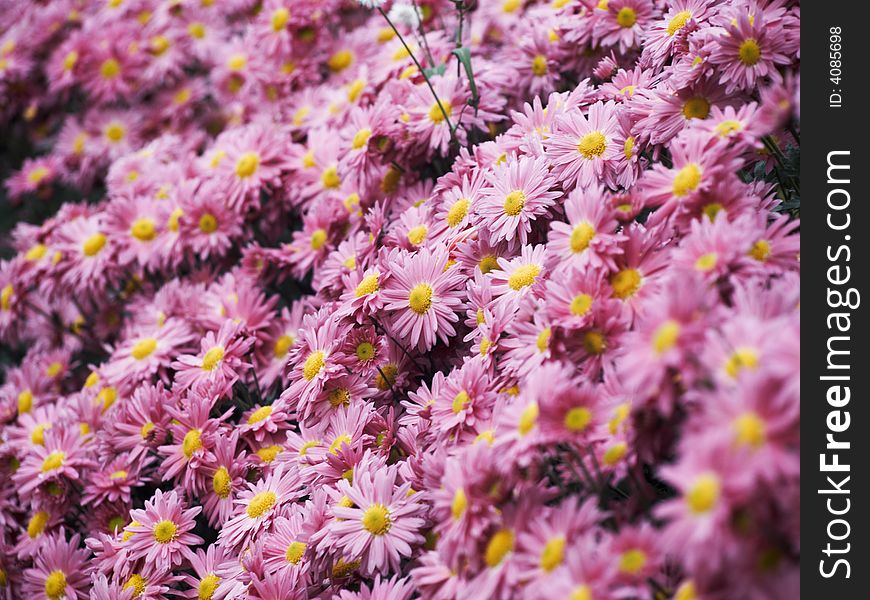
(380, 247, 466, 352)
(545, 102, 622, 190)
(327, 459, 426, 575)
(22, 530, 90, 600)
(172, 321, 253, 393)
(126, 489, 203, 570)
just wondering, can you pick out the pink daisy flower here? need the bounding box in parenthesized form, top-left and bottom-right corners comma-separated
(380, 247, 466, 352)
(21, 531, 90, 600)
(327, 460, 426, 575)
(474, 155, 560, 248)
(172, 321, 254, 393)
(545, 101, 622, 190)
(126, 489, 203, 570)
(709, 12, 793, 94)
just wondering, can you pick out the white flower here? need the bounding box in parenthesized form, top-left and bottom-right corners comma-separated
(357, 0, 387, 8)
(388, 2, 423, 28)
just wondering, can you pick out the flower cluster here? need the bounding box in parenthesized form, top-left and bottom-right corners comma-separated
(0, 0, 799, 599)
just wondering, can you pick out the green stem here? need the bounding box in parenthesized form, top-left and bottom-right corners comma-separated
(377, 7, 459, 148)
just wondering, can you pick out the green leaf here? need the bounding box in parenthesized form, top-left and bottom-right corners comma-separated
(451, 47, 479, 107)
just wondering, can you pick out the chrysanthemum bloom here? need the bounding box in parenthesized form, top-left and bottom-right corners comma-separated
(210, 124, 290, 209)
(103, 384, 172, 462)
(641, 0, 714, 69)
(172, 321, 253, 393)
(177, 180, 244, 261)
(14, 426, 92, 497)
(261, 511, 313, 580)
(82, 453, 148, 507)
(104, 319, 193, 387)
(327, 460, 426, 575)
(179, 544, 246, 600)
(708, 12, 792, 94)
(218, 464, 302, 550)
(545, 101, 622, 190)
(126, 489, 203, 570)
(202, 431, 248, 528)
(593, 0, 655, 53)
(5, 156, 60, 200)
(21, 531, 90, 600)
(380, 247, 466, 352)
(55, 213, 119, 295)
(488, 244, 549, 309)
(430, 356, 497, 443)
(158, 393, 226, 494)
(474, 155, 560, 249)
(280, 311, 347, 419)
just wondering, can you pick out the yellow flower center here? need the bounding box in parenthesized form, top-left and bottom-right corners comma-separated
(41, 451, 65, 472)
(652, 320, 680, 354)
(303, 350, 325, 380)
(715, 119, 742, 136)
(738, 39, 761, 66)
(503, 190, 526, 216)
(355, 274, 380, 297)
(568, 222, 596, 254)
(624, 135, 636, 159)
(508, 263, 541, 290)
(257, 445, 282, 462)
(247, 491, 277, 518)
(227, 54, 247, 71)
(352, 128, 371, 150)
(610, 268, 640, 301)
(502, 0, 521, 12)
(667, 10, 692, 36)
(564, 407, 592, 432)
(140, 421, 154, 439)
(674, 580, 697, 600)
(518, 403, 539, 436)
(694, 252, 718, 272)
(725, 347, 759, 378)
(536, 327, 551, 352)
(309, 228, 328, 250)
(328, 388, 350, 408)
(617, 7, 637, 27)
(619, 548, 647, 574)
(18, 389, 33, 414)
(130, 218, 156, 241)
(672, 163, 702, 196)
(274, 334, 294, 358)
(682, 97, 710, 120)
(570, 584, 593, 600)
(235, 152, 260, 178)
(150, 35, 170, 56)
(484, 529, 514, 567)
(0, 284, 12, 311)
(28, 511, 50, 538)
(749, 239, 771, 261)
(28, 166, 49, 185)
(183, 429, 203, 459)
(198, 574, 220, 600)
(321, 166, 341, 189)
(82, 232, 107, 256)
(247, 405, 273, 424)
(212, 466, 231, 498)
(602, 442, 628, 467)
(577, 131, 607, 158)
(361, 503, 391, 535)
(531, 54, 548, 76)
(271, 7, 290, 31)
(285, 541, 307, 564)
(44, 571, 67, 600)
(110, 470, 128, 480)
(445, 198, 470, 227)
(408, 283, 433, 315)
(168, 208, 183, 232)
(733, 411, 766, 448)
(327, 49, 353, 72)
(100, 58, 120, 78)
(452, 390, 470, 414)
(123, 574, 147, 596)
(407, 225, 428, 246)
(540, 535, 566, 571)
(153, 519, 177, 543)
(131, 337, 157, 360)
(479, 255, 499, 274)
(199, 213, 218, 234)
(201, 346, 224, 371)
(31, 423, 50, 446)
(686, 473, 721, 514)
(429, 100, 453, 124)
(570, 293, 593, 316)
(356, 341, 375, 361)
(25, 243, 47, 261)
(451, 488, 467, 519)
(105, 123, 125, 142)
